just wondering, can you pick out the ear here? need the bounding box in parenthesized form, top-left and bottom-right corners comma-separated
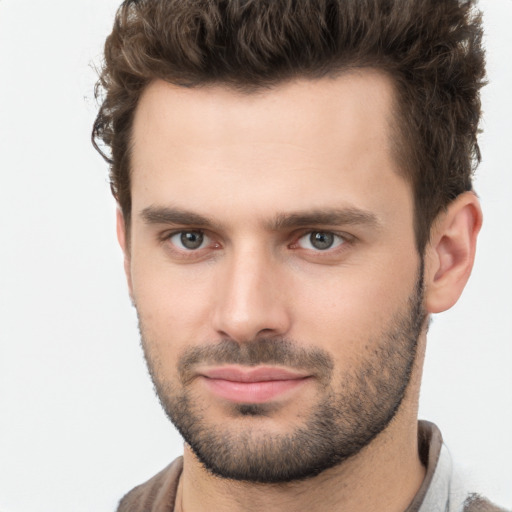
(424, 191, 482, 314)
(116, 208, 134, 298)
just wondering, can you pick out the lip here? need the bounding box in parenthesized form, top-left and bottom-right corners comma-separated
(198, 366, 311, 403)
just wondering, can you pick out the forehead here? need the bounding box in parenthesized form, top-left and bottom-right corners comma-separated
(130, 72, 411, 226)
(132, 70, 397, 157)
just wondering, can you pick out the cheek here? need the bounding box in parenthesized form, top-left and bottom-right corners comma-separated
(130, 255, 216, 349)
(290, 258, 418, 357)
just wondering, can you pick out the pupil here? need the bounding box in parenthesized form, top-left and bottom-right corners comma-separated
(181, 231, 204, 249)
(310, 232, 334, 250)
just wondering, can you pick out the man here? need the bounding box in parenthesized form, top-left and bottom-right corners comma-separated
(92, 0, 505, 511)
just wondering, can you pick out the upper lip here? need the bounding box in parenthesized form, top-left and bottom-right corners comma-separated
(198, 366, 310, 383)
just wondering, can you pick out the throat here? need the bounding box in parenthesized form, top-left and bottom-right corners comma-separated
(178, 432, 426, 512)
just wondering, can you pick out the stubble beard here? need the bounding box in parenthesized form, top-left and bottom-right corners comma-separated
(138, 264, 426, 484)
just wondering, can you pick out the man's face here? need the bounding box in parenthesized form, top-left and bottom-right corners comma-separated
(125, 72, 425, 483)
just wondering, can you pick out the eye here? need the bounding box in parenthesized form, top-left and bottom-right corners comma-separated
(296, 231, 345, 251)
(169, 230, 209, 250)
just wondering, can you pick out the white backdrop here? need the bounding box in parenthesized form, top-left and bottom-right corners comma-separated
(0, 1, 510, 511)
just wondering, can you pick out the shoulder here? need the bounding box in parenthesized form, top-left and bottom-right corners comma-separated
(117, 457, 184, 512)
(463, 494, 510, 512)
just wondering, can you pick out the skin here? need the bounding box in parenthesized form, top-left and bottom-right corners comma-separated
(118, 71, 482, 512)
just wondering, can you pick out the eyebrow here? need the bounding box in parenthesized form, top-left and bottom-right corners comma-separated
(267, 208, 380, 231)
(140, 205, 380, 231)
(141, 206, 219, 229)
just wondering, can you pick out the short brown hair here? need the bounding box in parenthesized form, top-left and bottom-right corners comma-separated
(92, 0, 486, 252)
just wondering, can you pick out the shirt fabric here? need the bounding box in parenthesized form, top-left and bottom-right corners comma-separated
(117, 421, 507, 512)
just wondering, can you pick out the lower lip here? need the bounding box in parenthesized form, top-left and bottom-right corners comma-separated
(201, 377, 310, 403)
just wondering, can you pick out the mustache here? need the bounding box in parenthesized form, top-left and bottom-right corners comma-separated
(178, 338, 334, 384)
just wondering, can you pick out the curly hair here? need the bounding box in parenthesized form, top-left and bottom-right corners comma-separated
(92, 0, 486, 252)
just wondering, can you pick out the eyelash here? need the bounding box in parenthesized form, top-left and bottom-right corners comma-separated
(161, 229, 219, 258)
(290, 231, 349, 252)
(160, 229, 354, 259)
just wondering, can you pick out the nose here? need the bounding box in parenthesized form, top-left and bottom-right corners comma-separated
(211, 245, 292, 343)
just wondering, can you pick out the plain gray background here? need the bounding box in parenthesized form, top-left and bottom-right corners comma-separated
(0, 1, 510, 510)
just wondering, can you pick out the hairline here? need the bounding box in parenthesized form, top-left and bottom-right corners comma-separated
(121, 67, 421, 250)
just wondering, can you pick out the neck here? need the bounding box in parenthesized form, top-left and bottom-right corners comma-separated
(178, 414, 425, 512)
(179, 423, 424, 512)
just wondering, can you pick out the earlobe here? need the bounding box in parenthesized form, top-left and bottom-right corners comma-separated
(116, 208, 134, 298)
(424, 192, 482, 314)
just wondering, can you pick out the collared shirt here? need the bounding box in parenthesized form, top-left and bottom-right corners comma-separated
(117, 421, 507, 512)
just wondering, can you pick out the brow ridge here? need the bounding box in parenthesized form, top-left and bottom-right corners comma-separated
(268, 208, 379, 230)
(140, 205, 379, 231)
(141, 206, 218, 228)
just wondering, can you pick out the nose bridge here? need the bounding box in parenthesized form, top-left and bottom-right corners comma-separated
(212, 241, 290, 342)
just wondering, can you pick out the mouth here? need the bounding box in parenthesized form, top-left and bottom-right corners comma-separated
(197, 366, 312, 404)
